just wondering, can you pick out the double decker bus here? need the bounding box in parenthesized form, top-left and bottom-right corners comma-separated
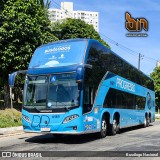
(9, 39, 155, 138)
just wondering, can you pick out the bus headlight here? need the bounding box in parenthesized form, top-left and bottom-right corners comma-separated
(22, 115, 31, 124)
(63, 114, 79, 124)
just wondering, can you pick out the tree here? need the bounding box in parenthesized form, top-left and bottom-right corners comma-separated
(0, 0, 6, 12)
(0, 0, 58, 108)
(150, 67, 160, 108)
(40, 0, 51, 18)
(50, 18, 110, 48)
(40, 0, 51, 9)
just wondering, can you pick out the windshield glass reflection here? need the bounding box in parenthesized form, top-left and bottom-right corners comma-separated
(24, 73, 79, 110)
(47, 74, 79, 108)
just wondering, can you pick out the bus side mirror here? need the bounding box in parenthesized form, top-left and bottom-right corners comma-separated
(76, 66, 84, 90)
(8, 70, 27, 87)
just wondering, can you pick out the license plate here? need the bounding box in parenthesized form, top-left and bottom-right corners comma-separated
(41, 127, 50, 132)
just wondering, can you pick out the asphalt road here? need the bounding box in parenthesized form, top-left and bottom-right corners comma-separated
(0, 121, 160, 160)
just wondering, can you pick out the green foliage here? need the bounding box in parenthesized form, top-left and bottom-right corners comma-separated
(150, 67, 160, 106)
(42, 0, 51, 9)
(0, 109, 22, 128)
(50, 18, 110, 48)
(0, 0, 57, 84)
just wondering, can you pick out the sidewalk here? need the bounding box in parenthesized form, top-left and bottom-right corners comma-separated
(155, 114, 160, 118)
(0, 126, 23, 136)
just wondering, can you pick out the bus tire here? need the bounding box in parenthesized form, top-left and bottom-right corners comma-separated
(144, 116, 149, 128)
(98, 116, 107, 138)
(147, 116, 150, 127)
(109, 119, 118, 135)
(148, 115, 151, 126)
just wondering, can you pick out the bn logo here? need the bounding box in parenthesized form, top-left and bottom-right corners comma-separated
(125, 12, 148, 32)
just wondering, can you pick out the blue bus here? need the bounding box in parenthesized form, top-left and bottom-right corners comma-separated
(9, 39, 155, 138)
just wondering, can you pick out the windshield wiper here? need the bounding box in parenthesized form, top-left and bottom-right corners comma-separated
(32, 105, 41, 112)
(56, 101, 70, 111)
(63, 105, 70, 111)
(26, 102, 41, 112)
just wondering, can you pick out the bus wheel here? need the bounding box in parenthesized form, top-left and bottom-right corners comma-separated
(109, 119, 118, 135)
(144, 116, 149, 128)
(98, 116, 107, 138)
(147, 116, 150, 127)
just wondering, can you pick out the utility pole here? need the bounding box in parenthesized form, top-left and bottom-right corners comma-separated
(138, 53, 144, 70)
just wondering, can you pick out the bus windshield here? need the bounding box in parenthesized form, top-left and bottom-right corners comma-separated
(24, 73, 79, 110)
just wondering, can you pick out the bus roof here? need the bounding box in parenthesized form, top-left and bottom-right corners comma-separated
(28, 38, 153, 81)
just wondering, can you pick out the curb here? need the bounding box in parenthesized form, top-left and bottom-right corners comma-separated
(0, 126, 23, 135)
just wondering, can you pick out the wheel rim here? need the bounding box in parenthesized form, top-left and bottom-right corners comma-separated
(144, 117, 147, 126)
(101, 119, 107, 136)
(113, 120, 117, 131)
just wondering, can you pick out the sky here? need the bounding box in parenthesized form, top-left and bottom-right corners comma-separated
(49, 0, 160, 75)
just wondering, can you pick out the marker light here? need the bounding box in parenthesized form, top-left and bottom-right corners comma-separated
(22, 115, 31, 124)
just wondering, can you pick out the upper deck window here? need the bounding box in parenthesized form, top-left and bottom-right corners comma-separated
(29, 41, 87, 69)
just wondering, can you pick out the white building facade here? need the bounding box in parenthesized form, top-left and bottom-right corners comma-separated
(156, 61, 160, 67)
(48, 2, 99, 32)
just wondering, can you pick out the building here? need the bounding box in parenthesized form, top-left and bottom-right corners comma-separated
(48, 2, 99, 32)
(156, 61, 160, 67)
